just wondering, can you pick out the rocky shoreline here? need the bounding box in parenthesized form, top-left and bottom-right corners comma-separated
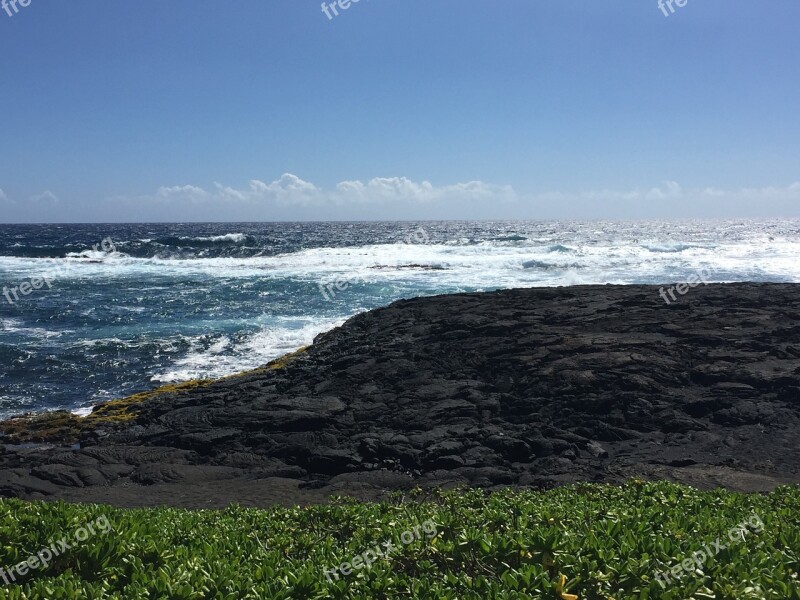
(1, 283, 799, 508)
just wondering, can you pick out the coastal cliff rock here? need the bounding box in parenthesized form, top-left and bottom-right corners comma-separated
(1, 283, 799, 507)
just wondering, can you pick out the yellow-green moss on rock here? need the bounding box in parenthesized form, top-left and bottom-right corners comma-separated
(217, 346, 309, 382)
(0, 346, 309, 445)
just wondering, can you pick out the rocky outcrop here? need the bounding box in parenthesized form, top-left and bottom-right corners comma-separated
(1, 283, 799, 507)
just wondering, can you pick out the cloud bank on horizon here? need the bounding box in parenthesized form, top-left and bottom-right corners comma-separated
(1, 176, 798, 223)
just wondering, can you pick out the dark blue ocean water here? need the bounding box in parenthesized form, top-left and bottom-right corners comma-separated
(1, 220, 799, 418)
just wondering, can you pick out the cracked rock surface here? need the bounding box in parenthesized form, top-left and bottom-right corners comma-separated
(1, 283, 799, 508)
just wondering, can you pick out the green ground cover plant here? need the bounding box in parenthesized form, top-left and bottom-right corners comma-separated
(0, 481, 798, 599)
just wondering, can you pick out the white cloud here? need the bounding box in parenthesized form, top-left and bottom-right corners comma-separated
(24, 176, 790, 222)
(146, 173, 517, 210)
(249, 173, 322, 206)
(156, 185, 208, 200)
(566, 180, 684, 203)
(529, 181, 800, 219)
(30, 190, 59, 204)
(213, 183, 248, 202)
(331, 177, 516, 206)
(130, 176, 800, 220)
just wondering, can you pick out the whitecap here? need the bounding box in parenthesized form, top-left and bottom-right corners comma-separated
(151, 317, 347, 384)
(180, 233, 249, 243)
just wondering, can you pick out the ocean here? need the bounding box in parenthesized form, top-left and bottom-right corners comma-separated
(1, 219, 799, 419)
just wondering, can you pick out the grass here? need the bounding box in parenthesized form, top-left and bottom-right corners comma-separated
(0, 481, 798, 599)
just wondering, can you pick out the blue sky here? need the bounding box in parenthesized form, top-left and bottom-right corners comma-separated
(0, 0, 798, 222)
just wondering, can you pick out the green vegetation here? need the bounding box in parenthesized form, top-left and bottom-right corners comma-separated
(0, 482, 798, 599)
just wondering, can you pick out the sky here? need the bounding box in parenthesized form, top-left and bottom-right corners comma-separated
(0, 0, 798, 223)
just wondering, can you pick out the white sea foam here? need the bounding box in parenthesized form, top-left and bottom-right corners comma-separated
(180, 233, 249, 243)
(136, 236, 800, 384)
(64, 249, 125, 260)
(151, 316, 347, 384)
(72, 337, 129, 348)
(0, 321, 67, 339)
(3, 236, 800, 288)
(0, 317, 24, 331)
